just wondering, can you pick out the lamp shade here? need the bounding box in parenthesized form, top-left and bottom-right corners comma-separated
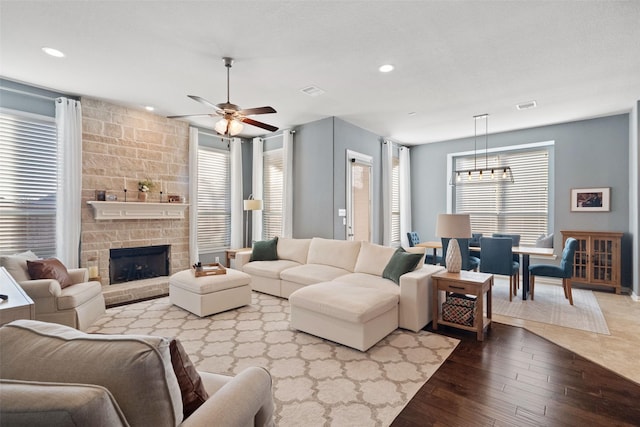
(435, 214, 472, 239)
(243, 199, 263, 211)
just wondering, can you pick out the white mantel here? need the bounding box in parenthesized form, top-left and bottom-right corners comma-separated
(87, 201, 188, 220)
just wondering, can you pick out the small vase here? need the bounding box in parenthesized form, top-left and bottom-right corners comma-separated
(138, 191, 148, 202)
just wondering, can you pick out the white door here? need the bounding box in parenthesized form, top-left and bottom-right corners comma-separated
(346, 150, 373, 242)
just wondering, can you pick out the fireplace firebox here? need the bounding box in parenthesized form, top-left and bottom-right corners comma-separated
(109, 245, 170, 285)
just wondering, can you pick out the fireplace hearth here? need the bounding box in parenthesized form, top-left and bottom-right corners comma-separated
(109, 245, 170, 285)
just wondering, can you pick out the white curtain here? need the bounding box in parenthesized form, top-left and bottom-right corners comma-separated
(55, 98, 82, 268)
(230, 138, 243, 248)
(281, 130, 293, 237)
(381, 140, 393, 246)
(399, 146, 412, 248)
(252, 137, 264, 242)
(188, 127, 199, 263)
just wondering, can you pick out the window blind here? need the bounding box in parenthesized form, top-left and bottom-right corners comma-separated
(197, 147, 230, 253)
(263, 149, 283, 240)
(391, 155, 400, 245)
(0, 112, 57, 257)
(454, 148, 549, 246)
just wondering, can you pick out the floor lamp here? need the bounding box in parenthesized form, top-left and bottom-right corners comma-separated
(243, 196, 263, 248)
(435, 213, 472, 273)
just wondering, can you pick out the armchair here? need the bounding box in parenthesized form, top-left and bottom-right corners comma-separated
(0, 251, 105, 331)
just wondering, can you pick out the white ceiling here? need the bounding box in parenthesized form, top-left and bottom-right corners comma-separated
(1, 1, 639, 145)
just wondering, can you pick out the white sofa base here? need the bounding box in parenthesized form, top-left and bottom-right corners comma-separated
(169, 269, 252, 317)
(289, 282, 399, 351)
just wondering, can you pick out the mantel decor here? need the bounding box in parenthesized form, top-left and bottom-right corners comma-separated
(570, 187, 610, 212)
(86, 201, 188, 220)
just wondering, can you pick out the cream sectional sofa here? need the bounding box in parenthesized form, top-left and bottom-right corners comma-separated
(235, 237, 444, 333)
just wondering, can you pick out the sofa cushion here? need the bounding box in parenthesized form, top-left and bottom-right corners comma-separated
(250, 237, 278, 261)
(27, 258, 73, 288)
(0, 379, 128, 427)
(280, 264, 351, 286)
(332, 273, 399, 294)
(382, 249, 423, 285)
(307, 237, 361, 272)
(277, 237, 311, 264)
(536, 233, 554, 248)
(354, 242, 397, 276)
(243, 259, 301, 279)
(169, 338, 209, 418)
(0, 250, 38, 283)
(0, 320, 183, 427)
(57, 281, 103, 310)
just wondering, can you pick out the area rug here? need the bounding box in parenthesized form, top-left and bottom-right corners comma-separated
(88, 292, 459, 426)
(491, 278, 610, 335)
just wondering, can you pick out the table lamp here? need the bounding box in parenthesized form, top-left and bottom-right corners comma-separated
(435, 213, 472, 273)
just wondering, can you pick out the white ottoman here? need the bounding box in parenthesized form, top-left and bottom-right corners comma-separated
(169, 268, 252, 317)
(289, 282, 399, 351)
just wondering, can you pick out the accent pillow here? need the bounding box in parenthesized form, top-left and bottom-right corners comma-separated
(0, 250, 39, 283)
(382, 248, 423, 285)
(26, 258, 73, 288)
(169, 338, 209, 418)
(250, 237, 279, 261)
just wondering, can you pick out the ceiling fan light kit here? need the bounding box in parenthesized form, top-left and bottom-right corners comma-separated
(168, 57, 278, 136)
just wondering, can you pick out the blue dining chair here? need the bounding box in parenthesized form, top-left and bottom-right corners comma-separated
(441, 238, 480, 271)
(407, 232, 441, 265)
(479, 237, 520, 301)
(529, 238, 578, 305)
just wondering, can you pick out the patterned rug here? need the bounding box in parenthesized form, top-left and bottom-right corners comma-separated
(88, 292, 459, 426)
(491, 278, 610, 334)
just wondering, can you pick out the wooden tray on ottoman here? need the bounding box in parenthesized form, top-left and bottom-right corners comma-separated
(193, 263, 227, 277)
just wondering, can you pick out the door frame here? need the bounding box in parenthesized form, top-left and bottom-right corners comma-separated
(345, 149, 373, 241)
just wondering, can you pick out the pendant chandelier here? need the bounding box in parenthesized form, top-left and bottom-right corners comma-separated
(451, 114, 514, 185)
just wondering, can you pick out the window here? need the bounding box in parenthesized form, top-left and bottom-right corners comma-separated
(263, 148, 283, 240)
(0, 111, 57, 257)
(197, 147, 230, 254)
(390, 155, 400, 245)
(453, 147, 550, 246)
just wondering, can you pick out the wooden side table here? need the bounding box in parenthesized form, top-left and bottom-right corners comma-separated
(0, 267, 35, 326)
(225, 248, 252, 268)
(432, 270, 493, 341)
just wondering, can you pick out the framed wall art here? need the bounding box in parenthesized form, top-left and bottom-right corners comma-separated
(570, 187, 610, 212)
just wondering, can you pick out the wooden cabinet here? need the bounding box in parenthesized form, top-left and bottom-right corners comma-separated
(561, 230, 623, 294)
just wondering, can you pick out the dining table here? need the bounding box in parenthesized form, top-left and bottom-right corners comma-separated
(416, 241, 556, 300)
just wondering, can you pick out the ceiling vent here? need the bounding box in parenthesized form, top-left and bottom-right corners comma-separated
(300, 86, 325, 97)
(516, 100, 537, 110)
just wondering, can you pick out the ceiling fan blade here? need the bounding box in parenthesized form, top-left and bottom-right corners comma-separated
(188, 95, 219, 109)
(167, 113, 215, 119)
(241, 117, 279, 132)
(238, 106, 277, 116)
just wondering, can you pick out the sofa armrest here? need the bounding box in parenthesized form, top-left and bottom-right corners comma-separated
(182, 367, 274, 427)
(398, 264, 445, 332)
(68, 268, 89, 284)
(234, 250, 253, 270)
(18, 279, 62, 298)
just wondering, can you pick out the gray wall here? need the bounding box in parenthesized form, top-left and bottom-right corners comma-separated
(411, 114, 632, 287)
(631, 102, 639, 296)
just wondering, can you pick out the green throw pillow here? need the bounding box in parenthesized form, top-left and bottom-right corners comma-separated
(382, 248, 423, 285)
(250, 237, 279, 261)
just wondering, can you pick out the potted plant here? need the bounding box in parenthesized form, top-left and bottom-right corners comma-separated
(137, 179, 155, 201)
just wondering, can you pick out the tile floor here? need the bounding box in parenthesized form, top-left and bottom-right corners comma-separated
(492, 277, 640, 385)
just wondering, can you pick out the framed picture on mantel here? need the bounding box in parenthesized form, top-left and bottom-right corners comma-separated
(571, 187, 610, 212)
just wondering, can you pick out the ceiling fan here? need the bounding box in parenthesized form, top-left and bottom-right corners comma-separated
(168, 57, 278, 136)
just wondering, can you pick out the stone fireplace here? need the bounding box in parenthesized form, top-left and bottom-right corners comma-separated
(79, 98, 191, 306)
(110, 245, 170, 284)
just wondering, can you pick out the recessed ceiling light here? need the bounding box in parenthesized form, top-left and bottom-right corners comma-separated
(516, 100, 537, 110)
(378, 64, 394, 73)
(408, 112, 417, 116)
(300, 85, 325, 97)
(42, 47, 65, 58)
(145, 106, 155, 111)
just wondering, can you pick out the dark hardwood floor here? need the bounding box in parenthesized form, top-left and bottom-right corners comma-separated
(392, 322, 640, 426)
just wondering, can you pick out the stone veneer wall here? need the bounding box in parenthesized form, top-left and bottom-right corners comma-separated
(80, 98, 190, 288)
